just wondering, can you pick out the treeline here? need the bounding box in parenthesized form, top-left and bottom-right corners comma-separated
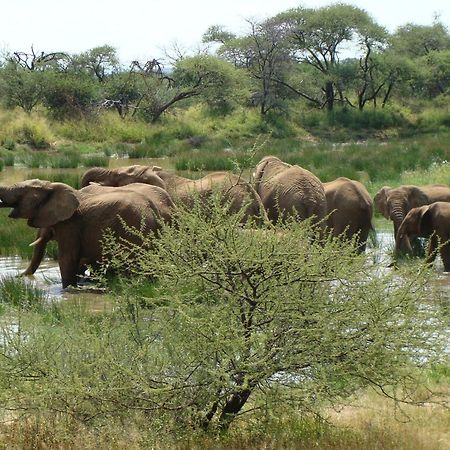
(0, 3, 449, 122)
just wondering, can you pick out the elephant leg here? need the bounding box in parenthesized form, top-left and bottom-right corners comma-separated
(440, 240, 450, 272)
(57, 241, 81, 288)
(426, 234, 439, 265)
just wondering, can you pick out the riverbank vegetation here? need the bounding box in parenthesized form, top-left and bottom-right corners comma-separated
(0, 3, 449, 447)
(0, 202, 448, 448)
(0, 3, 448, 169)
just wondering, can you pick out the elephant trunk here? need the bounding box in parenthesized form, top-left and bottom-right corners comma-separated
(390, 206, 405, 239)
(395, 231, 413, 254)
(80, 168, 111, 188)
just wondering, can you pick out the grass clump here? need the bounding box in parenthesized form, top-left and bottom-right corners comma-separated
(81, 154, 109, 167)
(0, 210, 36, 257)
(0, 276, 48, 314)
(5, 115, 54, 149)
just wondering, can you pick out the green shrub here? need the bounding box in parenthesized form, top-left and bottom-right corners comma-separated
(2, 137, 16, 150)
(0, 150, 15, 166)
(48, 151, 81, 169)
(8, 117, 54, 149)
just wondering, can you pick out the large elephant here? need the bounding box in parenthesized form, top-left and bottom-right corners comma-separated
(253, 156, 327, 232)
(81, 165, 166, 189)
(323, 177, 373, 253)
(396, 202, 450, 271)
(82, 165, 267, 224)
(374, 184, 450, 251)
(0, 180, 175, 287)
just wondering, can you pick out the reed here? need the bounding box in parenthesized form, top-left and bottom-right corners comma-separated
(0, 276, 48, 313)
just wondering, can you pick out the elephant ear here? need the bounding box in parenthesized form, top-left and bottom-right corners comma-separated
(374, 186, 391, 219)
(32, 182, 79, 228)
(253, 158, 271, 188)
(418, 205, 433, 236)
(408, 187, 430, 209)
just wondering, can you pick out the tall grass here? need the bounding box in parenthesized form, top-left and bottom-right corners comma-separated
(53, 112, 149, 143)
(0, 110, 54, 149)
(0, 276, 48, 314)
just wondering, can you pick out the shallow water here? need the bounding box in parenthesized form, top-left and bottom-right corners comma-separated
(0, 157, 174, 185)
(0, 230, 447, 307)
(0, 256, 113, 311)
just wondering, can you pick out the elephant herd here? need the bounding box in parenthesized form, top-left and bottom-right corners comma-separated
(0, 156, 448, 288)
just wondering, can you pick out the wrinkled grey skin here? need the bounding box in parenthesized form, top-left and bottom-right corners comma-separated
(153, 169, 268, 225)
(253, 156, 327, 233)
(81, 165, 166, 189)
(0, 180, 175, 288)
(374, 184, 450, 251)
(396, 202, 450, 271)
(323, 177, 373, 253)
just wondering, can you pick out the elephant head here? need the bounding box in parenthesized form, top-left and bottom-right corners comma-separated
(0, 179, 79, 228)
(80, 165, 166, 189)
(396, 205, 434, 254)
(373, 186, 391, 219)
(374, 185, 430, 248)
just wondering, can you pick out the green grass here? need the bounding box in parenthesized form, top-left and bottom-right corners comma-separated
(0, 276, 48, 314)
(81, 154, 109, 167)
(0, 210, 37, 257)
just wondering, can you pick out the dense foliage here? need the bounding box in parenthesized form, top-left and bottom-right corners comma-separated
(1, 198, 447, 435)
(0, 4, 448, 121)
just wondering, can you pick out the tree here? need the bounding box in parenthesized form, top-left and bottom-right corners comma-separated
(274, 4, 387, 110)
(41, 71, 100, 119)
(0, 61, 46, 112)
(69, 45, 121, 82)
(390, 22, 450, 58)
(173, 54, 246, 114)
(83, 199, 446, 431)
(205, 20, 291, 115)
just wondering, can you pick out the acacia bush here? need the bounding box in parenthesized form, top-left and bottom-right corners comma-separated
(0, 198, 447, 435)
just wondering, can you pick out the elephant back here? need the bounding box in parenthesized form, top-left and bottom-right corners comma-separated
(421, 184, 450, 203)
(257, 160, 327, 226)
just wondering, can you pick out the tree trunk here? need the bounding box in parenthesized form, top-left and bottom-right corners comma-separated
(218, 388, 252, 431)
(325, 81, 334, 111)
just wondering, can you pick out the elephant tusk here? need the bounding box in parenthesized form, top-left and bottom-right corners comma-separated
(29, 236, 44, 247)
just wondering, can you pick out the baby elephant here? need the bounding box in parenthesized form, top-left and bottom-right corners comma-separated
(396, 202, 450, 271)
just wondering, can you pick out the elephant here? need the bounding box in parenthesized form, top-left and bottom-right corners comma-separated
(0, 180, 175, 288)
(253, 156, 327, 232)
(396, 202, 450, 271)
(151, 169, 268, 224)
(82, 164, 268, 225)
(81, 165, 166, 189)
(374, 184, 450, 251)
(322, 177, 373, 253)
